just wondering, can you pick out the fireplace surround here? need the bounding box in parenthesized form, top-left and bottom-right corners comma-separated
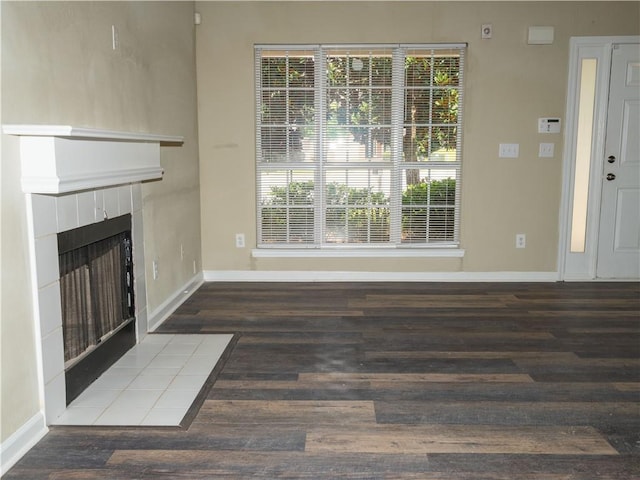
(3, 125, 183, 424)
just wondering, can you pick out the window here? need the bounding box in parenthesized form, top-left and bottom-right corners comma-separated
(255, 44, 465, 248)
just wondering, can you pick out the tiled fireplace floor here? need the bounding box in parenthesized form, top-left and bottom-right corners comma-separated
(53, 334, 233, 427)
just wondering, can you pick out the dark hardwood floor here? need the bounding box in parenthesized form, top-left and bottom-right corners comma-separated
(6, 281, 640, 479)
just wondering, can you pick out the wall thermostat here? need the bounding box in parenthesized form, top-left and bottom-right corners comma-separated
(538, 117, 561, 134)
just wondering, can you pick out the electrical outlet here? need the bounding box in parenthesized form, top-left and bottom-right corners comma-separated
(235, 233, 245, 248)
(516, 234, 526, 249)
(180, 243, 184, 260)
(193, 260, 197, 274)
(152, 260, 159, 279)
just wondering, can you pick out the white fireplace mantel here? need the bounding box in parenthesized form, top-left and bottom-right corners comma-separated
(3, 124, 183, 194)
(2, 125, 184, 429)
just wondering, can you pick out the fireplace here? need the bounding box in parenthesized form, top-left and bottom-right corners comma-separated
(3, 124, 183, 425)
(59, 214, 136, 404)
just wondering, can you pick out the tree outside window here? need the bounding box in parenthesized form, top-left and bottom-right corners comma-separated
(256, 45, 464, 247)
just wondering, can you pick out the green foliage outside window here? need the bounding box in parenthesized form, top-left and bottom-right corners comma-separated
(261, 179, 456, 244)
(402, 178, 456, 241)
(325, 182, 390, 243)
(260, 54, 460, 166)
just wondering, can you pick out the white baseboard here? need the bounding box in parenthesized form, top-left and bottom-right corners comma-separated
(148, 272, 204, 332)
(0, 411, 48, 476)
(563, 275, 639, 282)
(562, 273, 595, 282)
(203, 270, 559, 282)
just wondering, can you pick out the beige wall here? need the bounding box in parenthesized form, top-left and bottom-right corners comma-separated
(196, 1, 639, 274)
(1, 0, 638, 456)
(1, 1, 200, 443)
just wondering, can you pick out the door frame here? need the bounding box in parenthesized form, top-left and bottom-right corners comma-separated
(558, 36, 640, 281)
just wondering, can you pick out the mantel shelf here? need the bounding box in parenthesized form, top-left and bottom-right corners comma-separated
(2, 124, 183, 145)
(3, 124, 183, 194)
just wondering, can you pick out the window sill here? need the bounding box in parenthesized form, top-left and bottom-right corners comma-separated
(251, 247, 465, 259)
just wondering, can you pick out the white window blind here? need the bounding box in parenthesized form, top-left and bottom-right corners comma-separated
(255, 44, 465, 248)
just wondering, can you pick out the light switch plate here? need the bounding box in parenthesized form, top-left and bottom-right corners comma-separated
(499, 143, 519, 158)
(539, 143, 554, 158)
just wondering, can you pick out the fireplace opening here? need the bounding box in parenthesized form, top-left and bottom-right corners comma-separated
(58, 214, 136, 404)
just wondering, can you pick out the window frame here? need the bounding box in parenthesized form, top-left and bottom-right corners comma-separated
(255, 43, 466, 251)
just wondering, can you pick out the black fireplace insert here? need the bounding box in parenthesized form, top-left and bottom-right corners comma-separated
(58, 214, 136, 404)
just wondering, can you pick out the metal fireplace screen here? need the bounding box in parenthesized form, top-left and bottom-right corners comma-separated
(58, 215, 135, 371)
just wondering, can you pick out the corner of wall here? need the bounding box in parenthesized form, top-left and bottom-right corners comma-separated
(0, 411, 48, 476)
(147, 271, 205, 332)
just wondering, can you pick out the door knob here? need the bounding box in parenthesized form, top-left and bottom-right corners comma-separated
(607, 155, 616, 163)
(606, 173, 616, 181)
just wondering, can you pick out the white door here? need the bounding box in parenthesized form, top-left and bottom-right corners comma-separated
(596, 43, 640, 279)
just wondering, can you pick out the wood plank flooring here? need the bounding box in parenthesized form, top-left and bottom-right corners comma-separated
(6, 281, 640, 479)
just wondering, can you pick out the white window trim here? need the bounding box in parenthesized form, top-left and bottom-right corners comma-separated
(252, 247, 465, 258)
(255, 43, 466, 251)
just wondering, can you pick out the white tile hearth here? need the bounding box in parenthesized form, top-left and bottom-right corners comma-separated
(53, 334, 233, 427)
